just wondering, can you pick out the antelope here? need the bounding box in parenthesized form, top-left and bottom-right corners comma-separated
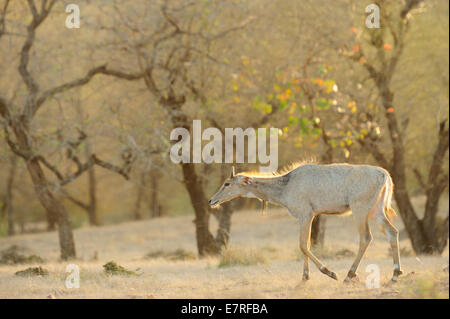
(208, 163, 403, 283)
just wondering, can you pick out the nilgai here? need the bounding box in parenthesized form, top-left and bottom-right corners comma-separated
(208, 163, 403, 283)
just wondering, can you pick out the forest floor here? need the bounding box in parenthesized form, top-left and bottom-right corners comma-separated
(0, 196, 448, 299)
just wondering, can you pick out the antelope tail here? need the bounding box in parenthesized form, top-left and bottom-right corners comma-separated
(385, 207, 397, 224)
(384, 173, 397, 224)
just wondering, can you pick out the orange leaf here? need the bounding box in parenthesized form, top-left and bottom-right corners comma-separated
(313, 78, 324, 86)
(353, 44, 359, 52)
(383, 44, 392, 50)
(387, 107, 394, 113)
(351, 27, 357, 33)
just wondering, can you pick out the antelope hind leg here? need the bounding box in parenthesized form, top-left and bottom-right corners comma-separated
(382, 217, 403, 282)
(344, 216, 372, 283)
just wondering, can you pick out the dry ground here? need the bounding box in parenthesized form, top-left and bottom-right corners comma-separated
(0, 201, 448, 299)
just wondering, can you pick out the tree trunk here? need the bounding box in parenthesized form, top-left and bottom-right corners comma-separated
(377, 87, 447, 255)
(181, 162, 220, 256)
(86, 143, 98, 226)
(391, 183, 433, 253)
(214, 203, 233, 248)
(13, 124, 76, 260)
(45, 205, 57, 231)
(208, 165, 235, 248)
(382, 88, 434, 254)
(134, 174, 145, 220)
(167, 100, 221, 256)
(311, 215, 326, 247)
(27, 158, 76, 259)
(149, 170, 161, 218)
(421, 120, 449, 253)
(2, 154, 18, 236)
(215, 209, 233, 247)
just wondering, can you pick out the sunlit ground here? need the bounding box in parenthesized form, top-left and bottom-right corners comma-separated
(0, 196, 448, 299)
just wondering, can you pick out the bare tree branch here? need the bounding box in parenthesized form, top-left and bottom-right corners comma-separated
(0, 0, 10, 39)
(0, 96, 10, 121)
(59, 188, 89, 211)
(35, 155, 64, 180)
(400, 0, 425, 20)
(413, 167, 427, 190)
(19, 0, 56, 97)
(2, 126, 32, 159)
(92, 154, 130, 180)
(33, 66, 145, 116)
(357, 137, 391, 171)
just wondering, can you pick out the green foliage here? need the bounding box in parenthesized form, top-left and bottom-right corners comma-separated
(315, 98, 330, 109)
(299, 118, 310, 135)
(401, 276, 447, 298)
(15, 266, 49, 277)
(252, 97, 273, 114)
(103, 261, 140, 276)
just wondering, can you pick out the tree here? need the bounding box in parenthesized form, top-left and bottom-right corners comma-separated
(0, 153, 17, 236)
(344, 0, 449, 254)
(0, 0, 141, 259)
(89, 0, 254, 256)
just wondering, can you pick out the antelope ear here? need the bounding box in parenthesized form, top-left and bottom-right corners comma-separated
(230, 166, 235, 178)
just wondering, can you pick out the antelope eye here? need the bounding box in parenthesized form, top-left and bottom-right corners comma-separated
(224, 182, 230, 187)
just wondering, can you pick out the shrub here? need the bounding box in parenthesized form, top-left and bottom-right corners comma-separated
(103, 261, 140, 276)
(15, 266, 49, 277)
(0, 245, 44, 265)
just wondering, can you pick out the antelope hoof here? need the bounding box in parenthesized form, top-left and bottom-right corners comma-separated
(320, 266, 338, 281)
(391, 269, 403, 283)
(302, 273, 310, 281)
(344, 272, 359, 284)
(330, 272, 338, 280)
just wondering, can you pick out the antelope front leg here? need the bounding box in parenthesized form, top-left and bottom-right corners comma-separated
(302, 255, 310, 281)
(299, 215, 337, 281)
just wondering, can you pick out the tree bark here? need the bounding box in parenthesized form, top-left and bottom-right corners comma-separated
(311, 215, 326, 247)
(149, 170, 162, 218)
(27, 159, 76, 259)
(167, 99, 222, 256)
(349, 4, 448, 254)
(134, 174, 145, 220)
(181, 162, 220, 256)
(86, 143, 98, 226)
(12, 123, 76, 260)
(375, 87, 446, 254)
(2, 154, 17, 236)
(422, 120, 449, 252)
(214, 203, 233, 247)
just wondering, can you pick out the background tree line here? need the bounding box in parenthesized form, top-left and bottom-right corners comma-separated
(0, 0, 448, 259)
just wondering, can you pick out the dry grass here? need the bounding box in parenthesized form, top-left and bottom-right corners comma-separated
(218, 246, 267, 268)
(0, 205, 448, 299)
(145, 248, 196, 261)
